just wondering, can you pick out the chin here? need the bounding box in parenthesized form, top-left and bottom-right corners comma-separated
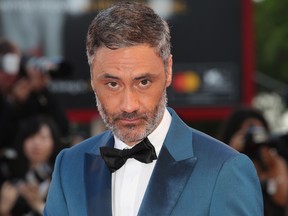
(116, 129, 147, 143)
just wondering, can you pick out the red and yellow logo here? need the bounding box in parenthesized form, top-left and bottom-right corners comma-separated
(172, 71, 201, 93)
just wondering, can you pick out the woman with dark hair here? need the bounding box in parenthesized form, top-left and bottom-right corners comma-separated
(218, 106, 288, 216)
(0, 115, 64, 216)
(218, 106, 269, 147)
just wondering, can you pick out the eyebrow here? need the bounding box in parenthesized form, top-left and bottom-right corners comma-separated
(99, 73, 120, 80)
(134, 73, 157, 80)
(99, 72, 157, 80)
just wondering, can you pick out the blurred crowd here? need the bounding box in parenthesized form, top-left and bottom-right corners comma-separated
(0, 37, 107, 216)
(1, 37, 288, 216)
(217, 106, 288, 216)
(0, 38, 69, 215)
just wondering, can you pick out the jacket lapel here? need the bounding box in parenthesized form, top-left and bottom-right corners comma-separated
(138, 108, 197, 216)
(84, 133, 114, 216)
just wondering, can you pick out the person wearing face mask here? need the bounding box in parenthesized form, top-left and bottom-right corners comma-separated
(0, 38, 25, 184)
(0, 38, 69, 171)
(0, 38, 21, 116)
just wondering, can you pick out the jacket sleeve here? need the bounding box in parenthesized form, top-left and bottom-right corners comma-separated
(43, 150, 69, 216)
(210, 153, 263, 216)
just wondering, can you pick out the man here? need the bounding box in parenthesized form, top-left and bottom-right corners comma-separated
(44, 1, 263, 215)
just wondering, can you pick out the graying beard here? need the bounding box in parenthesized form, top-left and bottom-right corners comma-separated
(94, 92, 167, 141)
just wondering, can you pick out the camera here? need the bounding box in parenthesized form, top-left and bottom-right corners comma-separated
(1, 53, 73, 79)
(243, 126, 270, 154)
(0, 148, 18, 184)
(20, 56, 73, 79)
(242, 126, 282, 170)
(242, 126, 271, 169)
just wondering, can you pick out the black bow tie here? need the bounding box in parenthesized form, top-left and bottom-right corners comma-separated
(100, 137, 157, 173)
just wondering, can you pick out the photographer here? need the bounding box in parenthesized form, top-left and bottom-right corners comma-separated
(0, 38, 70, 184)
(218, 106, 288, 216)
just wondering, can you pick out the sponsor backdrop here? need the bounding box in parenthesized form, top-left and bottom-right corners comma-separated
(0, 0, 254, 122)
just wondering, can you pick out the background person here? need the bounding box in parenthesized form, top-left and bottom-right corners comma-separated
(0, 38, 70, 178)
(217, 106, 288, 216)
(0, 38, 69, 146)
(0, 115, 64, 216)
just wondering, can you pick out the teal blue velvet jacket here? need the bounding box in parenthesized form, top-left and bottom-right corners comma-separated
(44, 108, 263, 216)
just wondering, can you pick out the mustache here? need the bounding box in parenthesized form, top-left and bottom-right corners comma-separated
(113, 111, 147, 121)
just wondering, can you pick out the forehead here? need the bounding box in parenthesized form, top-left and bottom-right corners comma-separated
(92, 45, 164, 76)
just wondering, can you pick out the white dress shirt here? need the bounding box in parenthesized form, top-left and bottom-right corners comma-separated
(112, 108, 172, 216)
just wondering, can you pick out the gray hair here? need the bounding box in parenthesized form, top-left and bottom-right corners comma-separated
(86, 1, 171, 71)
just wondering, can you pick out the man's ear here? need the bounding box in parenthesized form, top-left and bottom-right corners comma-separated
(166, 55, 173, 87)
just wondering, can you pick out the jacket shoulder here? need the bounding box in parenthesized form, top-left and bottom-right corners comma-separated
(67, 130, 112, 153)
(191, 128, 241, 162)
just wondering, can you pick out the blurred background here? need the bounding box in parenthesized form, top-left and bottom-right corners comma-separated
(1, 0, 287, 136)
(1, 0, 287, 137)
(0, 0, 288, 215)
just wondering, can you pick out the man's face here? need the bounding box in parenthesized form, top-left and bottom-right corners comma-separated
(91, 45, 172, 145)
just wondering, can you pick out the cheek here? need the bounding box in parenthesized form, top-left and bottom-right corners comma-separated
(23, 140, 33, 157)
(97, 93, 117, 112)
(141, 88, 165, 108)
(139, 95, 157, 109)
(40, 139, 54, 158)
(24, 139, 54, 162)
(229, 133, 245, 152)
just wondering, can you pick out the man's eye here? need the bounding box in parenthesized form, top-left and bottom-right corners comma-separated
(107, 82, 118, 88)
(139, 79, 151, 87)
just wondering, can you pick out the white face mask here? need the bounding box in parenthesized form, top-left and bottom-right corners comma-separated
(1, 53, 21, 75)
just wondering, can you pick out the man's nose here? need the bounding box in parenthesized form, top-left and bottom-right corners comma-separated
(120, 88, 140, 113)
